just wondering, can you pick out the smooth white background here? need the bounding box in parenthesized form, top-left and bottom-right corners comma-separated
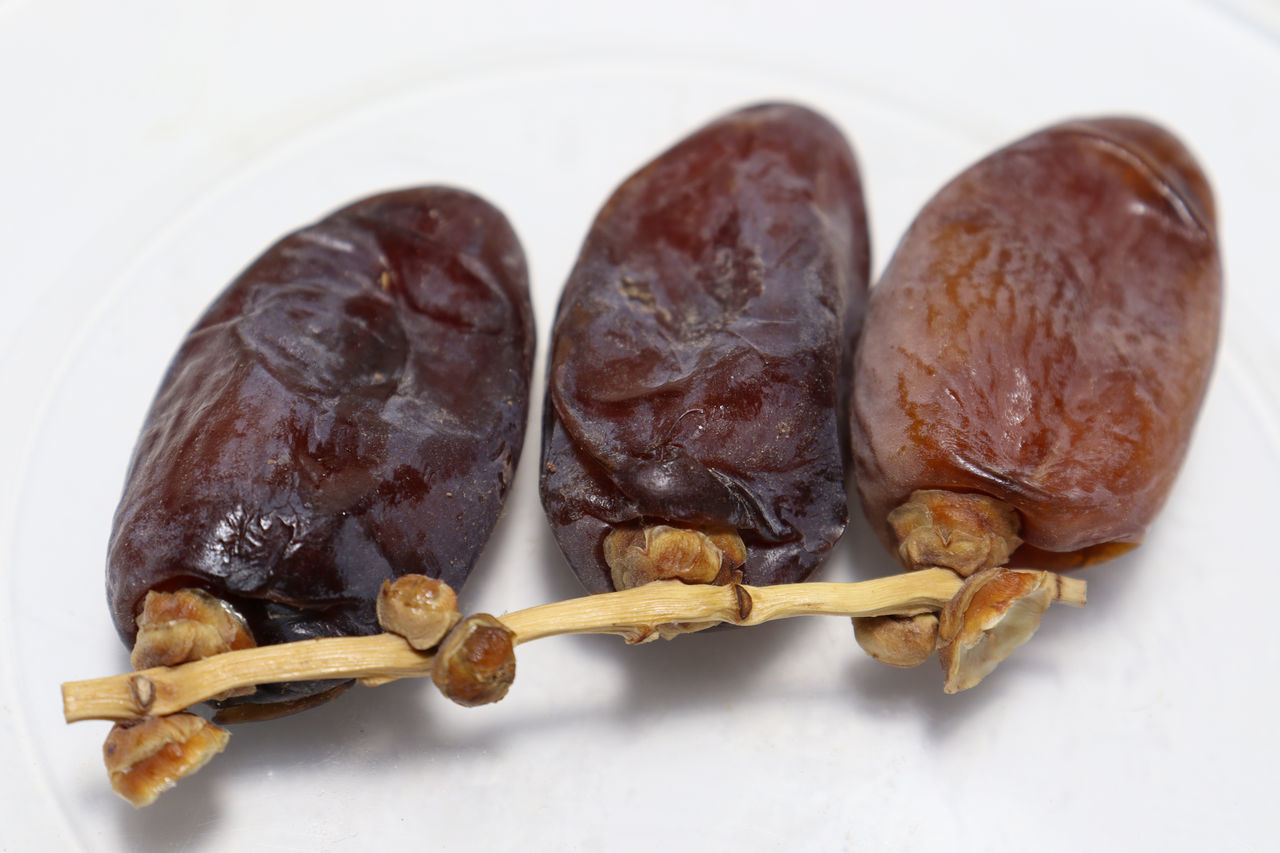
(2, 1, 1278, 850)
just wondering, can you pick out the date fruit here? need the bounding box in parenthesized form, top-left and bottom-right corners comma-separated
(541, 103, 871, 594)
(850, 118, 1220, 687)
(853, 117, 1219, 565)
(107, 186, 535, 712)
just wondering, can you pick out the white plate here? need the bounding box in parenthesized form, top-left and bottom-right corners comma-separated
(3, 2, 1278, 850)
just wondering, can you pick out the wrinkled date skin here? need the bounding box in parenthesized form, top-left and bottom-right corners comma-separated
(541, 103, 871, 592)
(108, 187, 535, 706)
(852, 118, 1221, 566)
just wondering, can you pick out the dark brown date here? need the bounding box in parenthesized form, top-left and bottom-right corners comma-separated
(540, 103, 870, 593)
(108, 187, 534, 709)
(851, 118, 1221, 570)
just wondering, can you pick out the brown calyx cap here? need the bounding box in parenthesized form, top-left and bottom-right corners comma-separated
(603, 524, 747, 590)
(887, 490, 1023, 576)
(103, 713, 230, 807)
(376, 574, 461, 650)
(131, 589, 257, 700)
(432, 614, 517, 707)
(852, 613, 938, 668)
(937, 566, 1079, 693)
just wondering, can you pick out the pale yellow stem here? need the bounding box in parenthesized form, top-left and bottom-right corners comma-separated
(62, 568, 1081, 724)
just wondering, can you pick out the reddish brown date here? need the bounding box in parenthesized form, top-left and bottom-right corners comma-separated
(541, 103, 870, 593)
(852, 118, 1221, 568)
(108, 187, 534, 709)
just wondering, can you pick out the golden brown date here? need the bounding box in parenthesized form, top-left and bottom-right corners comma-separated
(852, 117, 1221, 571)
(107, 187, 534, 711)
(541, 103, 870, 593)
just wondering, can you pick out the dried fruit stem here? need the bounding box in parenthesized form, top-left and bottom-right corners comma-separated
(64, 634, 432, 723)
(1048, 574, 1088, 607)
(63, 568, 1083, 723)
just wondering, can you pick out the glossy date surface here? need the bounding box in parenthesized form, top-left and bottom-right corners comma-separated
(541, 103, 871, 592)
(108, 187, 534, 700)
(851, 118, 1221, 566)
